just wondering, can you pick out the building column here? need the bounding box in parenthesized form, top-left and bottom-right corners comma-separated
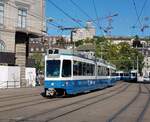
(15, 43, 26, 87)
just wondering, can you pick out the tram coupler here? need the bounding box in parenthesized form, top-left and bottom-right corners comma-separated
(46, 88, 56, 97)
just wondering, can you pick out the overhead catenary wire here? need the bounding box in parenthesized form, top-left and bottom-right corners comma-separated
(132, 0, 148, 27)
(138, 0, 148, 22)
(92, 0, 102, 30)
(132, 0, 142, 26)
(6, 0, 91, 37)
(69, 0, 93, 21)
(47, 0, 84, 28)
(69, 0, 104, 35)
(131, 0, 149, 35)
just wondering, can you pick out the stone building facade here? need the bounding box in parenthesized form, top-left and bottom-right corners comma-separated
(29, 35, 70, 55)
(138, 48, 150, 77)
(0, 0, 45, 86)
(72, 21, 96, 42)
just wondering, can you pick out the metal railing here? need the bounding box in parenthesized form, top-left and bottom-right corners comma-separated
(0, 81, 20, 89)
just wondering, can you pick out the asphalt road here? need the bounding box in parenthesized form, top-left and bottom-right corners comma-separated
(0, 82, 150, 122)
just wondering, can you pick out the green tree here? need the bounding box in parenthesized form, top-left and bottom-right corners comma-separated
(94, 37, 144, 73)
(110, 42, 144, 73)
(74, 36, 144, 73)
(94, 36, 109, 58)
(75, 39, 84, 47)
(31, 53, 44, 72)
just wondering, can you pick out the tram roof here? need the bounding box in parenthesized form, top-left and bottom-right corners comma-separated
(46, 48, 116, 69)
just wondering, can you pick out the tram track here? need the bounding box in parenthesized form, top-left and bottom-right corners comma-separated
(0, 81, 122, 102)
(106, 83, 150, 122)
(0, 82, 125, 113)
(15, 83, 131, 122)
(107, 83, 141, 122)
(0, 97, 62, 113)
(136, 84, 150, 122)
(0, 92, 42, 102)
(0, 96, 46, 109)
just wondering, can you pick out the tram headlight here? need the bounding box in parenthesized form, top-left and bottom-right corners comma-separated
(65, 81, 69, 86)
(51, 82, 54, 86)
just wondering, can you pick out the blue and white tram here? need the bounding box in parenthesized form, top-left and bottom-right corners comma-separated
(130, 70, 137, 82)
(116, 71, 131, 81)
(44, 49, 117, 97)
(115, 71, 124, 81)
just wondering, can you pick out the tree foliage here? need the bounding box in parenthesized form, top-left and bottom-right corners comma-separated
(31, 53, 44, 72)
(96, 37, 144, 73)
(75, 36, 144, 73)
(75, 39, 84, 47)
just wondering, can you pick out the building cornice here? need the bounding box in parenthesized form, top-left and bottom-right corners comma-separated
(0, 0, 9, 3)
(15, 1, 30, 9)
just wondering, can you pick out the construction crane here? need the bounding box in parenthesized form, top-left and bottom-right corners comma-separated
(103, 13, 118, 36)
(85, 13, 118, 36)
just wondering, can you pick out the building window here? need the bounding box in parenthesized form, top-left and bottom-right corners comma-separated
(41, 48, 44, 52)
(18, 8, 27, 28)
(0, 40, 6, 52)
(36, 48, 39, 51)
(30, 48, 34, 52)
(0, 1, 4, 25)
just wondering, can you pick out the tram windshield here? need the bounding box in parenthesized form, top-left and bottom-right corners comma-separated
(46, 60, 60, 77)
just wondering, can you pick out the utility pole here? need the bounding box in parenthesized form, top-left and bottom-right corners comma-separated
(100, 44, 103, 59)
(60, 27, 78, 54)
(137, 56, 139, 75)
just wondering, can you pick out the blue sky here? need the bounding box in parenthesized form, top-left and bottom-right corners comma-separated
(46, 0, 150, 37)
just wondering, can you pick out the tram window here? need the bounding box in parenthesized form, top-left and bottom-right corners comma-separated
(62, 60, 71, 77)
(111, 70, 116, 76)
(86, 63, 90, 75)
(132, 73, 136, 76)
(46, 60, 60, 77)
(78, 62, 82, 76)
(124, 73, 129, 76)
(90, 64, 95, 76)
(82, 63, 86, 75)
(107, 68, 109, 76)
(101, 67, 103, 75)
(73, 61, 95, 76)
(73, 61, 78, 76)
(97, 66, 101, 76)
(111, 73, 116, 76)
(73, 61, 82, 76)
(100, 66, 104, 76)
